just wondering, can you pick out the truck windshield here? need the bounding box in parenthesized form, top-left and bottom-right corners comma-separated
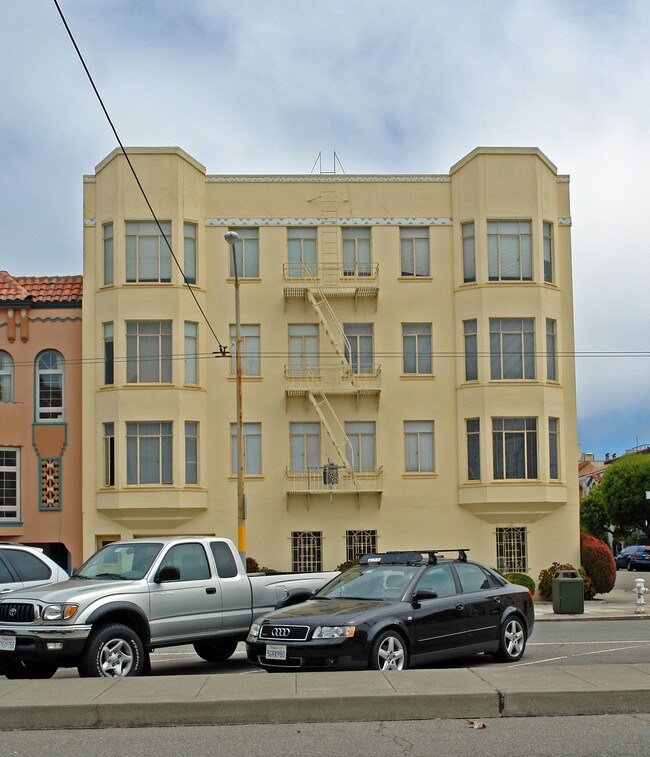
(77, 543, 163, 581)
(315, 565, 418, 600)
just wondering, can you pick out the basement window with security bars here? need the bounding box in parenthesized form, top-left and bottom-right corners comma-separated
(496, 527, 527, 573)
(346, 530, 377, 562)
(292, 531, 322, 572)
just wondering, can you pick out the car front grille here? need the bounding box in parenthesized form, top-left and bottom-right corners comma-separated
(260, 624, 310, 641)
(0, 603, 35, 623)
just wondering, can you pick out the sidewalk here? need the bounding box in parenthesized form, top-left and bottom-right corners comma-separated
(535, 586, 650, 620)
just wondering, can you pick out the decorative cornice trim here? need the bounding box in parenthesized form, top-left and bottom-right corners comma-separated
(206, 175, 450, 184)
(558, 217, 572, 226)
(84, 219, 96, 227)
(83, 176, 96, 183)
(28, 316, 82, 323)
(206, 217, 453, 227)
(556, 176, 570, 183)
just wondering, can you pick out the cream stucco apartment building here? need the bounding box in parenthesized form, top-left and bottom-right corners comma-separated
(82, 146, 580, 578)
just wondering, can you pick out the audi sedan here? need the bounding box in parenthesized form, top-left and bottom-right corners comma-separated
(246, 549, 534, 672)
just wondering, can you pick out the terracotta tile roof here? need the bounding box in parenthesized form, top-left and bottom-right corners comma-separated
(0, 271, 82, 303)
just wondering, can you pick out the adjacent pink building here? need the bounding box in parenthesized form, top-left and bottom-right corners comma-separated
(0, 271, 83, 571)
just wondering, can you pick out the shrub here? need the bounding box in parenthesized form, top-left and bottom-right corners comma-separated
(336, 557, 358, 572)
(537, 562, 595, 601)
(580, 532, 616, 595)
(246, 556, 260, 573)
(503, 572, 536, 595)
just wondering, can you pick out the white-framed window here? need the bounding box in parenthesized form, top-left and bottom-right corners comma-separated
(402, 323, 432, 375)
(404, 421, 434, 472)
(463, 320, 478, 381)
(230, 324, 261, 377)
(184, 322, 198, 385)
(345, 421, 376, 472)
(492, 418, 538, 480)
(126, 421, 172, 485)
(496, 527, 527, 572)
(488, 220, 532, 281)
(546, 318, 557, 382)
(462, 222, 476, 283)
(35, 350, 64, 422)
(549, 418, 560, 480)
(342, 227, 371, 276)
(400, 227, 429, 277)
(543, 222, 554, 283)
(490, 318, 535, 380)
(184, 222, 197, 285)
(0, 448, 20, 520)
(229, 227, 259, 278)
(126, 321, 172, 383)
(230, 422, 261, 475)
(103, 422, 115, 487)
(126, 221, 171, 283)
(185, 421, 199, 485)
(287, 228, 317, 277)
(344, 324, 373, 374)
(466, 418, 481, 481)
(0, 351, 14, 402)
(346, 530, 377, 562)
(288, 324, 318, 375)
(292, 531, 322, 572)
(103, 323, 114, 385)
(290, 422, 320, 473)
(103, 222, 114, 286)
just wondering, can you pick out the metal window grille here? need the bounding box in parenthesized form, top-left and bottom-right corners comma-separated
(346, 530, 377, 562)
(496, 527, 527, 572)
(292, 531, 322, 572)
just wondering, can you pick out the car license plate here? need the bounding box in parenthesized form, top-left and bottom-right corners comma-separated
(0, 635, 16, 652)
(265, 644, 287, 660)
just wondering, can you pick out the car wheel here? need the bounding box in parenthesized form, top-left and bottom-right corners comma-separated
(78, 623, 145, 677)
(494, 616, 526, 662)
(193, 638, 239, 662)
(2, 659, 58, 679)
(627, 560, 634, 571)
(369, 630, 408, 671)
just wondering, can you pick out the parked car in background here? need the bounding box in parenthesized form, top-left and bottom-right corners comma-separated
(247, 549, 534, 672)
(615, 545, 650, 571)
(0, 544, 68, 595)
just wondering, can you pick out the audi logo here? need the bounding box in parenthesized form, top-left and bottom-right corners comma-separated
(8, 607, 16, 618)
(271, 627, 291, 638)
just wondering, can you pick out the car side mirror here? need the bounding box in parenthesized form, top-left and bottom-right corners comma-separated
(413, 588, 438, 602)
(155, 565, 180, 583)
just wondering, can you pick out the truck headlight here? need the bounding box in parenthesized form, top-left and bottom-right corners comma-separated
(248, 622, 261, 639)
(42, 604, 79, 621)
(312, 625, 355, 639)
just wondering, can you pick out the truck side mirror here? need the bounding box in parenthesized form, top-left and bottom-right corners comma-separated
(155, 565, 180, 583)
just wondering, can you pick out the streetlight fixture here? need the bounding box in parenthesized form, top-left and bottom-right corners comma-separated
(224, 230, 246, 565)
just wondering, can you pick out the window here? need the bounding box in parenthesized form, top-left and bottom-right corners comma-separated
(126, 321, 172, 383)
(404, 421, 434, 473)
(496, 527, 527, 572)
(290, 422, 320, 472)
(103, 323, 114, 385)
(549, 418, 560, 480)
(229, 227, 259, 278)
(230, 422, 261, 475)
(2, 549, 51, 581)
(342, 227, 371, 276)
(346, 421, 376, 472)
(400, 227, 429, 277)
(463, 320, 478, 381)
(462, 222, 475, 283)
(416, 564, 457, 597)
(490, 318, 535, 380)
(184, 322, 198, 384)
(288, 324, 318, 375)
(185, 421, 199, 485)
(292, 531, 322, 572)
(126, 421, 172, 485)
(466, 419, 481, 481)
(488, 220, 532, 281)
(0, 448, 19, 520)
(543, 222, 554, 283)
(184, 223, 197, 284)
(210, 541, 239, 578)
(402, 323, 432, 375)
(126, 221, 171, 283)
(159, 542, 210, 581)
(103, 423, 115, 487)
(0, 351, 13, 402)
(344, 324, 373, 374)
(36, 350, 64, 421)
(492, 418, 538, 480)
(546, 318, 557, 382)
(287, 228, 317, 277)
(230, 324, 261, 377)
(455, 562, 493, 592)
(346, 530, 377, 562)
(103, 222, 114, 286)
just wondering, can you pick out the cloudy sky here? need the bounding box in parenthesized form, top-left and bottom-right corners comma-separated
(1, 1, 648, 460)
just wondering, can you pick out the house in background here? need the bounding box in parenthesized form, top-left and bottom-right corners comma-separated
(0, 271, 83, 571)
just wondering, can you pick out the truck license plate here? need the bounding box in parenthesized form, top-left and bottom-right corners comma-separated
(265, 644, 287, 660)
(0, 635, 16, 652)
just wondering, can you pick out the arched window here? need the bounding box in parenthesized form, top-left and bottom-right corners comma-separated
(0, 351, 13, 402)
(35, 350, 64, 421)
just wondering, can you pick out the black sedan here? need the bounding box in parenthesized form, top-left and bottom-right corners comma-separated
(246, 549, 534, 672)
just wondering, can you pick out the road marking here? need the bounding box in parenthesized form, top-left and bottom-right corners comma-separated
(527, 640, 649, 646)
(510, 643, 648, 667)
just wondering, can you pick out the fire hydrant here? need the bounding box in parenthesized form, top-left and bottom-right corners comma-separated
(634, 578, 648, 614)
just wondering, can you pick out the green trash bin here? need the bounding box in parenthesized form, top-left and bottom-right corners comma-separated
(552, 569, 584, 614)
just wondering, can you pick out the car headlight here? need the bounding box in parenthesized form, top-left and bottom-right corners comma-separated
(248, 622, 261, 639)
(42, 604, 79, 621)
(312, 625, 355, 639)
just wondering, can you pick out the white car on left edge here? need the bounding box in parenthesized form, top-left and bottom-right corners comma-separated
(0, 544, 68, 595)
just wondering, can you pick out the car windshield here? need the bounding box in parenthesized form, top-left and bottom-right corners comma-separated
(315, 565, 419, 600)
(77, 543, 163, 580)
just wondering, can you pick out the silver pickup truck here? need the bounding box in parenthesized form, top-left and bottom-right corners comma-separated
(0, 536, 336, 679)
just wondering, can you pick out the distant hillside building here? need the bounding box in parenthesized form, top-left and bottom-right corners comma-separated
(81, 146, 580, 577)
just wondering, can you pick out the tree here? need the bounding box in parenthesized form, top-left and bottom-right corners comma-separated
(601, 453, 650, 541)
(580, 484, 633, 546)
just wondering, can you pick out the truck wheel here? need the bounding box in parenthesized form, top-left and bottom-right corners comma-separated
(2, 659, 58, 679)
(78, 623, 145, 677)
(494, 615, 526, 662)
(369, 630, 408, 671)
(193, 638, 239, 662)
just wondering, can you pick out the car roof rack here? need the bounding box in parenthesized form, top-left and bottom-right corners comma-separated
(359, 549, 469, 566)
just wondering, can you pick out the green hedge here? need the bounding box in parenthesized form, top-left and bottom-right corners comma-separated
(503, 572, 536, 594)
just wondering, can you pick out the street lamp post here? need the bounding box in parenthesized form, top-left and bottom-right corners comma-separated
(224, 231, 246, 565)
